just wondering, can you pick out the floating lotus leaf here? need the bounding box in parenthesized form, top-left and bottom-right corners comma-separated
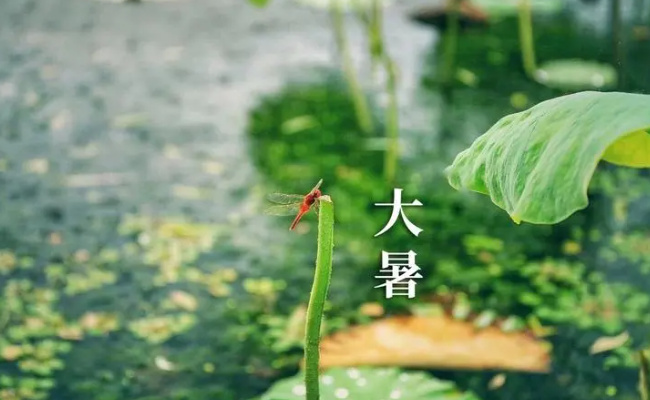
(167, 290, 198, 312)
(128, 314, 196, 344)
(318, 315, 550, 372)
(1, 345, 23, 361)
(590, 331, 630, 355)
(259, 367, 481, 400)
(409, 2, 489, 31)
(446, 91, 650, 224)
(0, 250, 17, 275)
(535, 59, 617, 91)
(473, 0, 563, 17)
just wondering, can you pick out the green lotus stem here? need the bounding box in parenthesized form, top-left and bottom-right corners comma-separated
(518, 0, 538, 78)
(611, 0, 624, 87)
(367, 0, 384, 78)
(351, 0, 381, 78)
(382, 55, 399, 183)
(330, 1, 374, 134)
(304, 195, 334, 400)
(442, 0, 461, 86)
(362, 0, 399, 183)
(641, 350, 650, 400)
(370, 7, 383, 77)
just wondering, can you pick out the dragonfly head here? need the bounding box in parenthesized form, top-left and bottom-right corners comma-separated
(312, 189, 322, 199)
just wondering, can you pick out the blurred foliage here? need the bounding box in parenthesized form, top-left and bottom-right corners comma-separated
(245, 77, 650, 399)
(0, 3, 650, 400)
(473, 0, 564, 18)
(535, 59, 618, 90)
(0, 215, 264, 400)
(242, 7, 650, 399)
(249, 0, 272, 7)
(446, 92, 650, 224)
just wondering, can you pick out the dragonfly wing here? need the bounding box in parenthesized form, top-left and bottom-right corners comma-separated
(267, 193, 304, 205)
(264, 203, 301, 216)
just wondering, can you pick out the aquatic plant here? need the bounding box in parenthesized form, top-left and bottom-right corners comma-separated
(247, 78, 650, 398)
(517, 0, 537, 79)
(410, 1, 489, 32)
(361, 0, 401, 183)
(317, 314, 551, 372)
(252, 0, 404, 181)
(304, 195, 335, 400)
(433, 0, 617, 91)
(441, 0, 461, 88)
(315, 0, 400, 181)
(516, 0, 617, 89)
(288, 0, 377, 135)
(259, 367, 482, 400)
(446, 91, 650, 224)
(329, 0, 375, 135)
(446, 90, 650, 398)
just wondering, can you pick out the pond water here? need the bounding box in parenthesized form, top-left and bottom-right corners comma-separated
(1, 0, 650, 399)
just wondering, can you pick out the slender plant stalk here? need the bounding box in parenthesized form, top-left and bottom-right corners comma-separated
(0, 305, 9, 332)
(351, 0, 380, 78)
(304, 195, 334, 400)
(367, 1, 383, 79)
(518, 0, 538, 78)
(611, 0, 624, 88)
(442, 0, 461, 86)
(382, 54, 399, 184)
(641, 350, 650, 400)
(330, 1, 374, 134)
(364, 0, 399, 183)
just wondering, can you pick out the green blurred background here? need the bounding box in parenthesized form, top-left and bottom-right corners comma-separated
(1, 0, 650, 399)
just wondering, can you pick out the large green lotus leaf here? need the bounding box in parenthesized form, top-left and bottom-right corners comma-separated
(474, 0, 563, 17)
(259, 367, 481, 400)
(535, 59, 617, 91)
(602, 128, 650, 167)
(446, 91, 650, 224)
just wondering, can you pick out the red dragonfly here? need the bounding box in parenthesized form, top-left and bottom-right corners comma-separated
(265, 179, 323, 230)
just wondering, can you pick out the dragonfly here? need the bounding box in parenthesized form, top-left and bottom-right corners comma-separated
(265, 179, 323, 230)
